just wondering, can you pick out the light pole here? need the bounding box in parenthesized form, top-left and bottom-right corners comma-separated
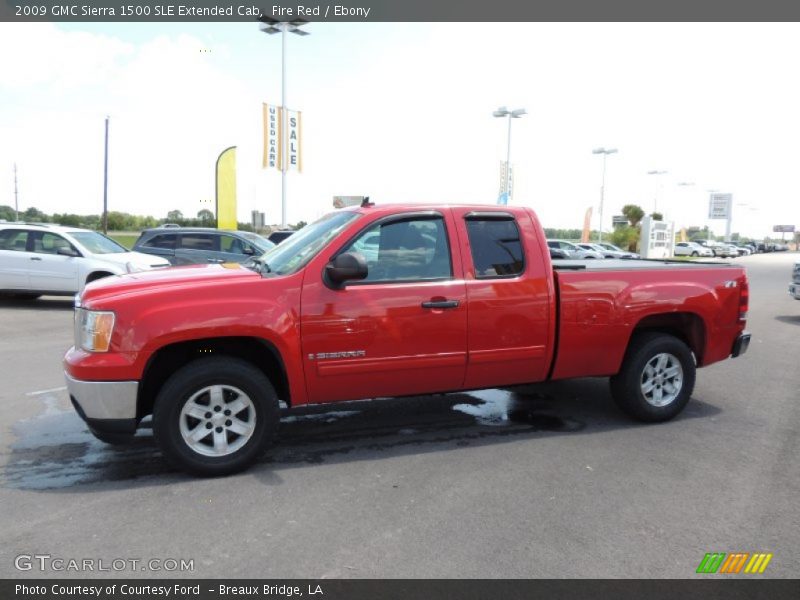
(493, 106, 526, 205)
(647, 170, 668, 213)
(13, 163, 19, 222)
(260, 17, 309, 228)
(592, 147, 618, 243)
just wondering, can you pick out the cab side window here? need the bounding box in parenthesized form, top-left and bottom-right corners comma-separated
(341, 216, 452, 283)
(180, 233, 220, 252)
(0, 230, 28, 252)
(31, 232, 77, 255)
(465, 216, 525, 278)
(143, 233, 177, 249)
(220, 235, 251, 255)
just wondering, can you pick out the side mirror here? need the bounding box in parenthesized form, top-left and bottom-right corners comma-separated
(57, 247, 79, 257)
(242, 246, 255, 255)
(325, 252, 368, 288)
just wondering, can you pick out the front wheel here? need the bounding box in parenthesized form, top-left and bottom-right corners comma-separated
(153, 357, 279, 476)
(691, 251, 699, 257)
(610, 332, 696, 422)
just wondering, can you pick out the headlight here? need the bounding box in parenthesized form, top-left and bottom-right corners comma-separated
(74, 308, 115, 353)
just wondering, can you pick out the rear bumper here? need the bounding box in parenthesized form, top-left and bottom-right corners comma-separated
(65, 372, 139, 437)
(731, 332, 751, 358)
(789, 283, 800, 300)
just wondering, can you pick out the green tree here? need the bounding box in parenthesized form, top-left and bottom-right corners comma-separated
(611, 225, 640, 252)
(651, 212, 663, 221)
(167, 209, 183, 222)
(22, 207, 48, 222)
(621, 204, 645, 227)
(0, 205, 16, 221)
(197, 209, 214, 224)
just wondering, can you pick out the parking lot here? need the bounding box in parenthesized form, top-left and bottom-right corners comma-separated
(0, 251, 797, 579)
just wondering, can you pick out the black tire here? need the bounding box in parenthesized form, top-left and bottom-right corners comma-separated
(2, 293, 41, 300)
(609, 332, 696, 422)
(153, 357, 279, 476)
(691, 251, 699, 257)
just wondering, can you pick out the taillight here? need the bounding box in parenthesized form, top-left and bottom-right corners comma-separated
(739, 278, 749, 321)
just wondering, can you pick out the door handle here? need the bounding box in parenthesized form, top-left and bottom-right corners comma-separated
(30, 257, 42, 261)
(421, 300, 460, 309)
(208, 258, 224, 263)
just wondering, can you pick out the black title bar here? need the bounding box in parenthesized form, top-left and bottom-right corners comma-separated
(3, 0, 800, 22)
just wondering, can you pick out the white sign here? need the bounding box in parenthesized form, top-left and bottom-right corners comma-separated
(262, 103, 281, 170)
(708, 193, 732, 219)
(498, 161, 514, 199)
(286, 110, 302, 172)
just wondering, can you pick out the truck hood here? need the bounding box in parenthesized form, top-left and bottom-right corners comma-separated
(79, 263, 260, 305)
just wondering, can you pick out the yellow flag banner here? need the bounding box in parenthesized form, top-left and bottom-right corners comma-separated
(581, 207, 593, 242)
(216, 146, 237, 231)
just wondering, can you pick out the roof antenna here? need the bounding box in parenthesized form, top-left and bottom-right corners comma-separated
(361, 196, 373, 207)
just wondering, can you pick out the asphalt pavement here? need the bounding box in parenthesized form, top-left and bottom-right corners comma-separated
(0, 252, 798, 579)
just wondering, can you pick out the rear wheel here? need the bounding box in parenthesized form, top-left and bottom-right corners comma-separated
(691, 251, 699, 257)
(153, 357, 279, 476)
(610, 332, 696, 422)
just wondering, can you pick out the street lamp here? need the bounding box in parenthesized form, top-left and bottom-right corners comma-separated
(260, 17, 309, 228)
(647, 170, 668, 213)
(493, 106, 526, 204)
(592, 147, 618, 243)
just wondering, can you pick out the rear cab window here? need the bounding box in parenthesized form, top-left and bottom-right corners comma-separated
(464, 214, 525, 278)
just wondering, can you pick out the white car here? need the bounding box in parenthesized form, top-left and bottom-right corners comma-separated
(674, 242, 714, 257)
(579, 242, 639, 259)
(0, 223, 170, 298)
(596, 242, 640, 259)
(547, 239, 603, 259)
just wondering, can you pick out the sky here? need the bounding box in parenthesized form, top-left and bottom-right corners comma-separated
(1, 21, 799, 239)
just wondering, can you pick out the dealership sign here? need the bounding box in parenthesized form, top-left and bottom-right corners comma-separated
(708, 193, 732, 219)
(772, 225, 796, 233)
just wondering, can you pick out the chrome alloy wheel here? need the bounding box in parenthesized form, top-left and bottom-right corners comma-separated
(178, 385, 256, 457)
(640, 352, 684, 407)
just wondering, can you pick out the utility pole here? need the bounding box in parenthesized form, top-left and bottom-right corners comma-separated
(103, 116, 109, 234)
(13, 163, 19, 221)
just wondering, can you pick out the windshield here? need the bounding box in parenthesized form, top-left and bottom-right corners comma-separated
(70, 231, 128, 254)
(255, 210, 359, 275)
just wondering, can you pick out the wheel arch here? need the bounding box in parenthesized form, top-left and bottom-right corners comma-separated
(628, 311, 707, 365)
(137, 336, 290, 420)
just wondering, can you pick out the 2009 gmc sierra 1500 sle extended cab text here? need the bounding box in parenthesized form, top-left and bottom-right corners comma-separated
(64, 203, 751, 475)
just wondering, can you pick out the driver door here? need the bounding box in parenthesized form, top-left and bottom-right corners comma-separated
(300, 210, 467, 403)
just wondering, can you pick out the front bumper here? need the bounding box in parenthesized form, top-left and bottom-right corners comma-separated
(731, 332, 751, 358)
(789, 282, 800, 300)
(65, 372, 139, 437)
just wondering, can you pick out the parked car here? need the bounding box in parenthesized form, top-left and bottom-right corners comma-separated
(133, 228, 274, 266)
(0, 223, 170, 297)
(578, 242, 637, 259)
(268, 230, 295, 245)
(596, 242, 640, 259)
(692, 239, 736, 258)
(66, 203, 750, 475)
(549, 247, 570, 260)
(674, 242, 714, 258)
(789, 261, 800, 300)
(547, 239, 603, 259)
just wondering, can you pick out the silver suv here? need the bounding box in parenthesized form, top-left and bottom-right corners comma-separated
(0, 223, 169, 298)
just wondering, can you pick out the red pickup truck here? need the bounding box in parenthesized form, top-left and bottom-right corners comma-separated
(65, 204, 751, 475)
